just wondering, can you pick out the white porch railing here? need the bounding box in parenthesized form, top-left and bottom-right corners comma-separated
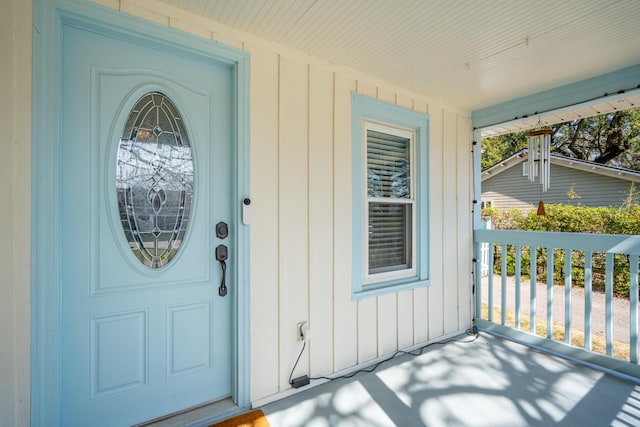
(474, 229, 640, 364)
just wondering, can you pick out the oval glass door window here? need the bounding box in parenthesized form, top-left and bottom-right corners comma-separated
(116, 92, 194, 268)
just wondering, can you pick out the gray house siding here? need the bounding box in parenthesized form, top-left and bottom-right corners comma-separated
(482, 162, 637, 210)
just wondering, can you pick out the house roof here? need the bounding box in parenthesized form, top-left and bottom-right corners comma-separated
(158, 0, 640, 113)
(481, 149, 640, 183)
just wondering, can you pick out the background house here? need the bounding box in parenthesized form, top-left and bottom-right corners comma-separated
(482, 149, 640, 210)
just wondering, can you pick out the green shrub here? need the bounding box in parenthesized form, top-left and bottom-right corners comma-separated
(483, 204, 640, 298)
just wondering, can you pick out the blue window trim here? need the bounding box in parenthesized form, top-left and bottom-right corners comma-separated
(351, 93, 430, 300)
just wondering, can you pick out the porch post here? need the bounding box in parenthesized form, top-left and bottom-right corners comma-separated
(473, 129, 483, 320)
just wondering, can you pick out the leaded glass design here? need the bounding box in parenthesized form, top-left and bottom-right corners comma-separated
(116, 92, 194, 268)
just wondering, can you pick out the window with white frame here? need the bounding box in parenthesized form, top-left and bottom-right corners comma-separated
(365, 122, 416, 283)
(351, 93, 429, 298)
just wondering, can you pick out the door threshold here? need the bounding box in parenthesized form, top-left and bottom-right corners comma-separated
(135, 397, 238, 427)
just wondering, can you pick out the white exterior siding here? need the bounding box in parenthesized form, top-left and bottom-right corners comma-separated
(246, 47, 474, 401)
(244, 43, 474, 401)
(1, 1, 32, 426)
(1, 0, 474, 421)
(0, 0, 32, 426)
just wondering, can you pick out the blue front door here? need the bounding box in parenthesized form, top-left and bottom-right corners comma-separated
(60, 22, 233, 426)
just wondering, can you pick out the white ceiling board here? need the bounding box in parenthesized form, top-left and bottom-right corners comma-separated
(159, 0, 640, 111)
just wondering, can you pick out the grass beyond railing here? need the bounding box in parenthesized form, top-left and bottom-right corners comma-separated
(481, 304, 630, 361)
(475, 229, 640, 364)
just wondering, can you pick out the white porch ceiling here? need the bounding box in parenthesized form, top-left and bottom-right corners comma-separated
(480, 88, 640, 137)
(159, 0, 640, 112)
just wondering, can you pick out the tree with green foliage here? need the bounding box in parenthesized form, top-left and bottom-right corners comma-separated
(481, 132, 527, 170)
(482, 108, 640, 171)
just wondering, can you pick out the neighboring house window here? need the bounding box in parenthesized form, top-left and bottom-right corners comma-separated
(352, 93, 429, 298)
(481, 200, 492, 209)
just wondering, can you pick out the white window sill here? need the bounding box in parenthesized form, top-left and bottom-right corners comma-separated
(352, 278, 430, 300)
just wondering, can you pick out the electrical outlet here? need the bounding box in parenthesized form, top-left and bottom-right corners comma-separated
(297, 322, 307, 341)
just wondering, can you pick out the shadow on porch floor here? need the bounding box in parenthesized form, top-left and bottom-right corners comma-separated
(259, 332, 640, 426)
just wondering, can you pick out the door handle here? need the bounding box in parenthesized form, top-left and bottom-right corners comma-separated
(216, 245, 228, 297)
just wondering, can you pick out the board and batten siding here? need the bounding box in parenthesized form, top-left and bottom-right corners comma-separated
(1, 0, 31, 426)
(483, 161, 640, 210)
(81, 0, 474, 405)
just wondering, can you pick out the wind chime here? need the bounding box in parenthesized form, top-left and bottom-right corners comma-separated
(527, 129, 552, 215)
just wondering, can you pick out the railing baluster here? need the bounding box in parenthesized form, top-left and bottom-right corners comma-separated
(605, 253, 614, 357)
(585, 252, 593, 352)
(530, 245, 537, 334)
(488, 242, 494, 322)
(547, 247, 554, 339)
(564, 249, 572, 344)
(484, 242, 489, 276)
(515, 245, 522, 330)
(501, 244, 507, 326)
(631, 255, 639, 364)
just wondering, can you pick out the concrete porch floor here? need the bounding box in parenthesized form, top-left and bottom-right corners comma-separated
(259, 332, 640, 427)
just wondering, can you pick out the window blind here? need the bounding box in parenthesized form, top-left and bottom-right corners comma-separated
(367, 130, 410, 198)
(366, 128, 413, 273)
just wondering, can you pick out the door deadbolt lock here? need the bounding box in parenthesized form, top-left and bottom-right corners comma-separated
(216, 221, 228, 239)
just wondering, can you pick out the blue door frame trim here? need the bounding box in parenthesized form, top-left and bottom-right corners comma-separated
(31, 1, 251, 425)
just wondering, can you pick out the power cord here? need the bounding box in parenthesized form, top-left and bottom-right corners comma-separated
(288, 326, 479, 385)
(288, 340, 307, 385)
